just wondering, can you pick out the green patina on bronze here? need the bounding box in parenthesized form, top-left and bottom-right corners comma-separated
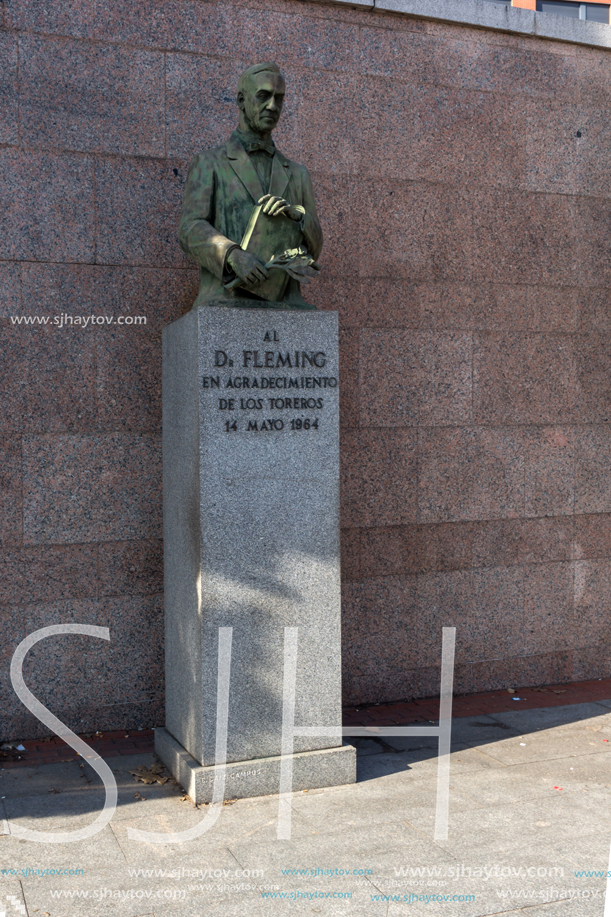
(179, 62, 323, 310)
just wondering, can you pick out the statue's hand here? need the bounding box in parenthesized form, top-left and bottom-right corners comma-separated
(227, 249, 269, 285)
(258, 194, 302, 222)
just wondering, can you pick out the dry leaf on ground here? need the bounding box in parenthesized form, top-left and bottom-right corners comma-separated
(129, 764, 171, 785)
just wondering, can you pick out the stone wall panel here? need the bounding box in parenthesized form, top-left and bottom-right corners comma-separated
(19, 36, 165, 156)
(523, 425, 575, 518)
(358, 180, 473, 281)
(237, 7, 360, 72)
(573, 514, 611, 560)
(0, 150, 95, 262)
(360, 26, 577, 100)
(340, 427, 418, 527)
(576, 195, 611, 287)
(166, 55, 247, 160)
(0, 438, 23, 547)
(20, 263, 196, 330)
(0, 324, 97, 435)
(95, 0, 235, 54)
(0, 596, 164, 738)
(95, 157, 189, 266)
(359, 329, 473, 428)
(96, 328, 162, 433)
(473, 333, 578, 425)
(0, 30, 18, 145)
(574, 426, 611, 514)
(5, 0, 96, 38)
(338, 327, 359, 429)
(473, 189, 579, 286)
(22, 434, 162, 544)
(418, 426, 525, 523)
(0, 262, 21, 317)
(98, 540, 163, 597)
(0, 544, 98, 606)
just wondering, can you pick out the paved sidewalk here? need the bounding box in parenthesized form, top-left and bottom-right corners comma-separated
(1, 700, 611, 916)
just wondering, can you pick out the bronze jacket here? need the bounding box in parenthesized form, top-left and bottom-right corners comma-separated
(179, 133, 323, 308)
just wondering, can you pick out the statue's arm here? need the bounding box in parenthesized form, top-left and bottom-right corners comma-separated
(298, 166, 323, 261)
(179, 154, 237, 280)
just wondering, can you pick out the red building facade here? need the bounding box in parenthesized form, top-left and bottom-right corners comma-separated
(2, 0, 611, 738)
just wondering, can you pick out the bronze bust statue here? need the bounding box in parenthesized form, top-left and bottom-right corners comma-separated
(179, 62, 323, 310)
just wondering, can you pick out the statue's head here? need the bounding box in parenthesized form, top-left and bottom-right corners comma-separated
(237, 62, 285, 136)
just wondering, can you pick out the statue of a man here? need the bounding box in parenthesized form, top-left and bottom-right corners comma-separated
(179, 62, 323, 310)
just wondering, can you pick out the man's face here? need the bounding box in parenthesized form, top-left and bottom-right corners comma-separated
(240, 73, 285, 135)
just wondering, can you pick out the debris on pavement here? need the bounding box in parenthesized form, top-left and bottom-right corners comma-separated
(129, 763, 173, 786)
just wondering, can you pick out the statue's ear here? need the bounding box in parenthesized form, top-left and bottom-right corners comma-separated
(237, 90, 245, 109)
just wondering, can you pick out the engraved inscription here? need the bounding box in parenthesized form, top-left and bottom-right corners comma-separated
(203, 342, 337, 433)
(242, 350, 326, 369)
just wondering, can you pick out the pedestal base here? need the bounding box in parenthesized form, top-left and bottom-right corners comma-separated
(155, 727, 357, 805)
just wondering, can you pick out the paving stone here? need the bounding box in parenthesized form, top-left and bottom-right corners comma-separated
(229, 821, 444, 874)
(594, 698, 611, 709)
(162, 900, 266, 917)
(256, 897, 382, 916)
(415, 792, 602, 847)
(466, 900, 605, 916)
(290, 769, 481, 835)
(441, 713, 523, 745)
(0, 759, 84, 798)
(471, 728, 611, 767)
(0, 824, 125, 869)
(110, 792, 317, 860)
(490, 702, 611, 732)
(534, 831, 609, 869)
(4, 788, 120, 828)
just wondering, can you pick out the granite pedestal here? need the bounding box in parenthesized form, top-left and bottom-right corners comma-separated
(160, 305, 355, 803)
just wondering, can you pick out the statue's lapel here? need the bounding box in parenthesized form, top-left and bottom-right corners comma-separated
(225, 137, 263, 204)
(268, 151, 290, 200)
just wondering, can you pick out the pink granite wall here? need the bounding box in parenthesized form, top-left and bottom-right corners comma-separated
(1, 0, 610, 737)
